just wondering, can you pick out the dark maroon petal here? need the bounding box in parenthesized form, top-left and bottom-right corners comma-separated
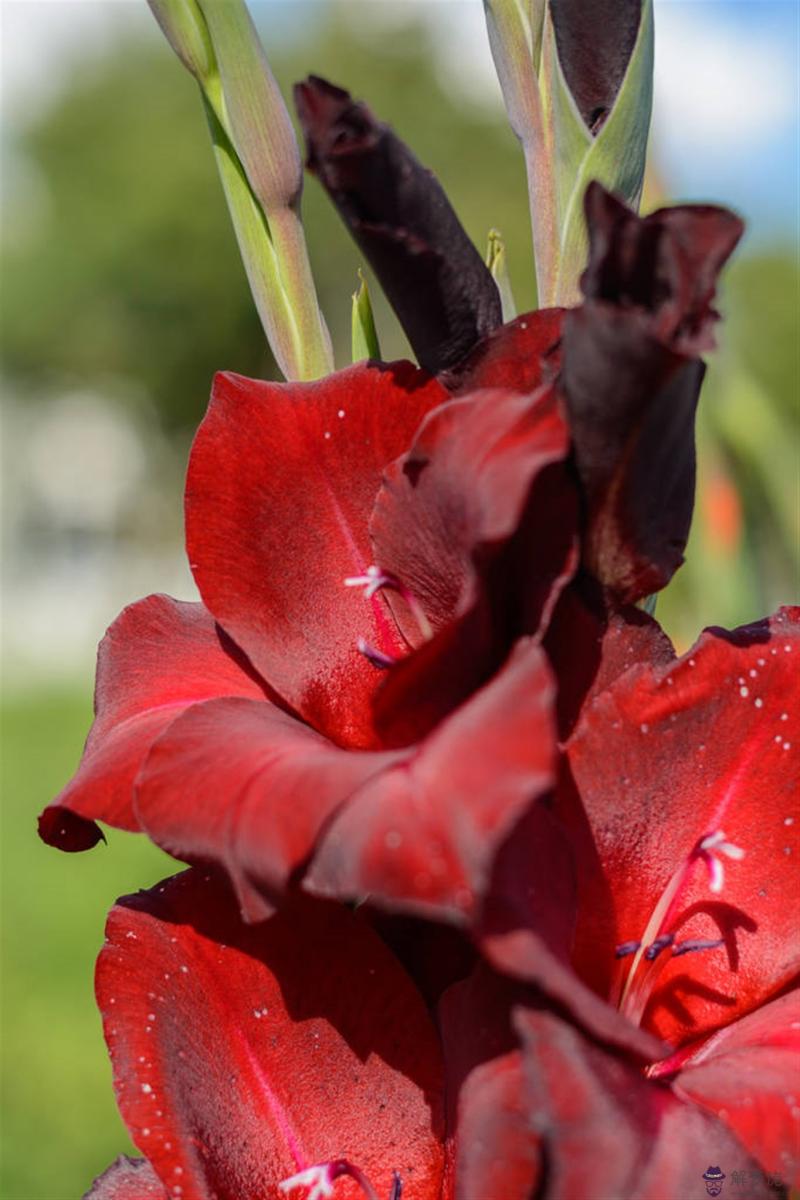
(560, 183, 743, 602)
(38, 596, 268, 851)
(364, 912, 476, 1012)
(481, 903, 665, 1065)
(442, 307, 564, 395)
(562, 307, 704, 601)
(97, 870, 445, 1200)
(84, 1156, 166, 1199)
(515, 1008, 776, 1199)
(370, 384, 576, 744)
(550, 1, 643, 132)
(544, 579, 675, 738)
(135, 696, 399, 920)
(440, 967, 540, 1199)
(294, 76, 501, 374)
(561, 607, 800, 1047)
(372, 385, 570, 644)
(669, 991, 800, 1188)
(185, 364, 447, 749)
(580, 183, 745, 356)
(305, 639, 557, 923)
(451, 1051, 537, 1200)
(477, 801, 576, 977)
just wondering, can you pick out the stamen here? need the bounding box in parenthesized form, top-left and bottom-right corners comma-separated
(672, 937, 725, 957)
(343, 564, 433, 641)
(280, 1159, 395, 1200)
(357, 638, 399, 670)
(615, 829, 746, 1026)
(643, 933, 675, 961)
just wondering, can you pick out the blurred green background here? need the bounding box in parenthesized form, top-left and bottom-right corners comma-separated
(1, 2, 797, 1196)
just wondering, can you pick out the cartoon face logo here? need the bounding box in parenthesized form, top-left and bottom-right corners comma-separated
(702, 1166, 726, 1196)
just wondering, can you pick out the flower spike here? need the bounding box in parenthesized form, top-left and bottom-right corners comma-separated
(147, 0, 332, 380)
(483, 0, 654, 304)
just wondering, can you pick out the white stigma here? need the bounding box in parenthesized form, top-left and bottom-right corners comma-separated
(280, 1166, 335, 1200)
(699, 830, 745, 894)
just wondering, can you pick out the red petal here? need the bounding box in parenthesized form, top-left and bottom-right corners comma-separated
(562, 607, 800, 1046)
(305, 639, 556, 922)
(370, 385, 576, 744)
(39, 596, 267, 851)
(670, 991, 800, 1187)
(441, 308, 564, 395)
(135, 696, 399, 920)
(515, 1008, 776, 1199)
(185, 364, 447, 748)
(85, 1156, 167, 1199)
(97, 870, 445, 1200)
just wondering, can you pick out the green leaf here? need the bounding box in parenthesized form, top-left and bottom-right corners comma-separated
(639, 593, 658, 617)
(351, 270, 381, 362)
(551, 0, 654, 304)
(485, 228, 517, 321)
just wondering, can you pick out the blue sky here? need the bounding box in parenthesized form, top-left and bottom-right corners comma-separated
(2, 0, 798, 245)
(652, 1, 798, 243)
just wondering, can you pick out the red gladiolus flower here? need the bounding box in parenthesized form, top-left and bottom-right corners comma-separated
(40, 186, 740, 937)
(87, 854, 797, 1200)
(39, 357, 576, 935)
(490, 606, 800, 1194)
(42, 177, 795, 1195)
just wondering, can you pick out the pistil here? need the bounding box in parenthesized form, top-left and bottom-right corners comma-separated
(280, 1159, 401, 1200)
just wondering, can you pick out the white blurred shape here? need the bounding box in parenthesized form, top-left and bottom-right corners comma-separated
(27, 392, 146, 529)
(654, 4, 796, 150)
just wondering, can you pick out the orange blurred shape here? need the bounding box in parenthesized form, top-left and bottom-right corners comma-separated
(702, 468, 742, 555)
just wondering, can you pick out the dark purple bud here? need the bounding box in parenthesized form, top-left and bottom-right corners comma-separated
(579, 184, 745, 359)
(643, 932, 675, 961)
(294, 76, 502, 374)
(672, 937, 725, 958)
(559, 182, 743, 603)
(614, 940, 641, 959)
(550, 0, 643, 133)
